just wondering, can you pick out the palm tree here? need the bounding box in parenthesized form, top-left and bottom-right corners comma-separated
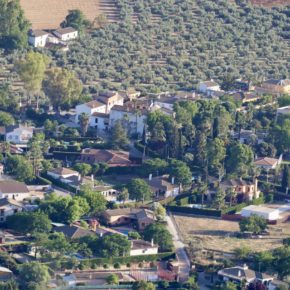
(226, 188, 237, 207)
(78, 113, 90, 136)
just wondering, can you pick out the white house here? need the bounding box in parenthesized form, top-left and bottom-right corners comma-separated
(152, 96, 178, 111)
(254, 156, 282, 171)
(28, 30, 49, 47)
(0, 181, 29, 201)
(96, 91, 124, 114)
(241, 205, 280, 221)
(5, 125, 34, 145)
(47, 167, 80, 184)
(276, 106, 290, 116)
(0, 198, 23, 222)
(198, 80, 221, 96)
(218, 264, 273, 287)
(130, 239, 158, 256)
(92, 112, 110, 132)
(146, 175, 180, 198)
(94, 185, 119, 202)
(75, 92, 124, 132)
(75, 100, 107, 128)
(109, 105, 147, 136)
(53, 27, 78, 41)
(0, 266, 13, 281)
(269, 279, 289, 290)
(61, 274, 77, 287)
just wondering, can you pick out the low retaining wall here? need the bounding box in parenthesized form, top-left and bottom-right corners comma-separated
(222, 214, 243, 221)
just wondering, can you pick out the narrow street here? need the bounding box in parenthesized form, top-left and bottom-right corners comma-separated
(165, 213, 190, 283)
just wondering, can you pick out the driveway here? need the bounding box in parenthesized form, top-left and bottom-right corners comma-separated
(165, 213, 190, 283)
(197, 272, 212, 290)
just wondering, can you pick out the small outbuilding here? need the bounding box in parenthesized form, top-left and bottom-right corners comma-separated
(241, 205, 280, 221)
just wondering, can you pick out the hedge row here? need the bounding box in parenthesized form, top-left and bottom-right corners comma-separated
(61, 252, 175, 269)
(106, 166, 143, 175)
(222, 203, 248, 214)
(35, 176, 52, 185)
(166, 205, 222, 217)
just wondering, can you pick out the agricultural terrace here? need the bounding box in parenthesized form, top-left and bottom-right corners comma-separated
(50, 0, 290, 93)
(250, 0, 290, 7)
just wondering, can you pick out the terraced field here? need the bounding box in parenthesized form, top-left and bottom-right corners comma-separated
(20, 0, 290, 30)
(19, 0, 103, 29)
(250, 0, 290, 6)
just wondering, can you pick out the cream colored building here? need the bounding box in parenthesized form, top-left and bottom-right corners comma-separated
(260, 79, 290, 94)
(130, 240, 158, 256)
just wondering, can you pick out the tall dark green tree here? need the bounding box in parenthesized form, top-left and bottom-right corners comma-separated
(109, 120, 130, 150)
(127, 178, 152, 201)
(169, 159, 192, 186)
(143, 223, 173, 252)
(208, 138, 226, 176)
(19, 262, 50, 290)
(43, 67, 82, 111)
(6, 212, 52, 234)
(282, 165, 290, 191)
(0, 0, 30, 49)
(78, 113, 90, 136)
(196, 131, 208, 179)
(226, 143, 254, 176)
(61, 9, 90, 34)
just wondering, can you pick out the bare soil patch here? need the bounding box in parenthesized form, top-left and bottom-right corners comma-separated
(174, 215, 290, 253)
(20, 0, 101, 29)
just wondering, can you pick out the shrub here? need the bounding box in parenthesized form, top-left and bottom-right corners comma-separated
(265, 194, 274, 203)
(91, 263, 97, 269)
(114, 263, 120, 269)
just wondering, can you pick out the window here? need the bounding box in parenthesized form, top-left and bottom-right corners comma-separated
(95, 118, 98, 124)
(14, 209, 18, 214)
(0, 209, 4, 216)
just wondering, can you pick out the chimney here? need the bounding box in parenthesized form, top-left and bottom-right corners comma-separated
(243, 264, 248, 270)
(149, 174, 152, 181)
(171, 177, 175, 185)
(254, 177, 258, 198)
(151, 239, 154, 247)
(238, 270, 242, 277)
(78, 174, 81, 182)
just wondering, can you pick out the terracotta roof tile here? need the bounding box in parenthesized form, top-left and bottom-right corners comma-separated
(0, 181, 29, 194)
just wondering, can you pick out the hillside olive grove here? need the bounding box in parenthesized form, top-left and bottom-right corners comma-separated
(53, 0, 290, 92)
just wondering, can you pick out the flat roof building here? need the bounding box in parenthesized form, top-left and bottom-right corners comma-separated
(241, 205, 280, 221)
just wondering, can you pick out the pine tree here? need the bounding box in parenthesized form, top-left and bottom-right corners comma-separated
(110, 120, 129, 150)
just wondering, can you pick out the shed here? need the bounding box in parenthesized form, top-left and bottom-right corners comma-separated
(241, 205, 280, 221)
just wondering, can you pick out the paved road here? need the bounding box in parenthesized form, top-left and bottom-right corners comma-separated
(165, 213, 190, 283)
